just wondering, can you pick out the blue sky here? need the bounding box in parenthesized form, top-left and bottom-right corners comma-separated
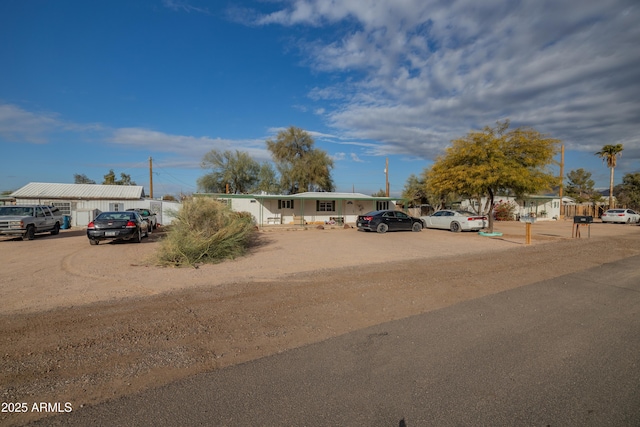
(1, 0, 638, 197)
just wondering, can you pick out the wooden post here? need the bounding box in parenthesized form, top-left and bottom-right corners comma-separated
(149, 156, 153, 199)
(385, 158, 389, 197)
(525, 222, 532, 244)
(558, 144, 564, 219)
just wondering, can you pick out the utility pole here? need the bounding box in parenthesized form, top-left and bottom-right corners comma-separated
(385, 157, 389, 197)
(558, 144, 564, 218)
(149, 156, 154, 199)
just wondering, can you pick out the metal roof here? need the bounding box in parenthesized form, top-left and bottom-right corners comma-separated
(11, 182, 145, 200)
(198, 191, 402, 201)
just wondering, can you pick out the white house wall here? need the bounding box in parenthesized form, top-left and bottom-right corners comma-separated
(223, 197, 396, 225)
(461, 196, 562, 220)
(13, 198, 180, 227)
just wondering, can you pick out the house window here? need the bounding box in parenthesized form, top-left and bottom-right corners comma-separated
(316, 200, 335, 212)
(109, 203, 124, 211)
(216, 198, 231, 207)
(376, 201, 389, 210)
(278, 200, 294, 209)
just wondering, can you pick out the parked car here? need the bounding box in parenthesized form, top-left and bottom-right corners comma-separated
(421, 210, 487, 232)
(600, 209, 640, 224)
(356, 210, 423, 233)
(0, 205, 64, 240)
(126, 208, 157, 229)
(87, 211, 149, 245)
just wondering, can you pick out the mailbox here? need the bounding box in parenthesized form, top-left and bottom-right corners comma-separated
(573, 215, 593, 224)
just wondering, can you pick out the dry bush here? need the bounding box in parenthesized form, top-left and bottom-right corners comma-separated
(156, 197, 256, 267)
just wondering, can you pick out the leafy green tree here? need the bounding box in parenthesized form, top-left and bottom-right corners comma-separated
(102, 169, 136, 185)
(402, 174, 429, 207)
(198, 149, 260, 194)
(595, 144, 623, 209)
(371, 189, 387, 197)
(426, 120, 560, 232)
(565, 168, 596, 203)
(266, 126, 334, 193)
(614, 172, 640, 210)
(74, 173, 96, 184)
(253, 162, 281, 194)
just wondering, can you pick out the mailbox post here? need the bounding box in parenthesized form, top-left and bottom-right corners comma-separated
(519, 215, 536, 244)
(572, 215, 593, 238)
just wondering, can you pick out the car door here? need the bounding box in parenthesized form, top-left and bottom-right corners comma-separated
(395, 211, 412, 230)
(429, 211, 448, 229)
(381, 211, 398, 230)
(34, 206, 49, 231)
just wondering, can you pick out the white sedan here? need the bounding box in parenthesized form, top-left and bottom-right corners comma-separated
(601, 209, 640, 224)
(421, 210, 487, 232)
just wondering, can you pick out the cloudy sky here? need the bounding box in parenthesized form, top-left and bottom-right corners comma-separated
(1, 0, 638, 197)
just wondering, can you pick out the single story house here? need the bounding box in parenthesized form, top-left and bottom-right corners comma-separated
(10, 182, 180, 227)
(198, 192, 404, 226)
(460, 194, 572, 220)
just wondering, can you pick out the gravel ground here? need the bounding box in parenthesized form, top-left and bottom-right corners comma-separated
(1, 220, 639, 426)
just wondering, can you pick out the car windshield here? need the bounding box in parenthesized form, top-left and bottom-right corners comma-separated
(607, 210, 625, 213)
(96, 212, 134, 221)
(0, 206, 34, 216)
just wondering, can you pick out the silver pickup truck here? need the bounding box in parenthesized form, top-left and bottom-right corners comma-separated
(0, 205, 64, 240)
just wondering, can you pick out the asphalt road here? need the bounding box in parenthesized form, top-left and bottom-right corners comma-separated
(34, 255, 640, 427)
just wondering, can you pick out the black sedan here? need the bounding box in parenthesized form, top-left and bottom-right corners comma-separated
(356, 210, 423, 233)
(87, 211, 149, 245)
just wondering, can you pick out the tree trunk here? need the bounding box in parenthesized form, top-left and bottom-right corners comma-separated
(487, 189, 495, 233)
(609, 166, 615, 209)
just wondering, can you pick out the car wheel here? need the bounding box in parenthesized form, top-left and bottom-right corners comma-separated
(376, 223, 388, 233)
(627, 218, 631, 224)
(90, 239, 99, 245)
(450, 221, 461, 232)
(22, 226, 35, 241)
(134, 229, 142, 243)
(51, 223, 60, 235)
(412, 222, 422, 232)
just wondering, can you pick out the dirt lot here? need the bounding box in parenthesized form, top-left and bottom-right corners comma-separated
(2, 220, 640, 425)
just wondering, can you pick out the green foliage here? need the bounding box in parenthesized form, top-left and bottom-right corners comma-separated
(426, 120, 560, 231)
(493, 200, 518, 221)
(565, 168, 596, 203)
(74, 173, 96, 184)
(198, 149, 260, 194)
(266, 126, 334, 193)
(371, 189, 387, 197)
(614, 172, 640, 210)
(156, 197, 256, 267)
(595, 143, 624, 208)
(254, 162, 281, 194)
(102, 169, 136, 185)
(402, 174, 430, 207)
(595, 144, 624, 168)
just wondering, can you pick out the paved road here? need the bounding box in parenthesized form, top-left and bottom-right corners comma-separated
(35, 255, 640, 426)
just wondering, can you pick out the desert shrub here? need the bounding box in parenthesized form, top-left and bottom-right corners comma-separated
(156, 197, 256, 267)
(493, 200, 517, 221)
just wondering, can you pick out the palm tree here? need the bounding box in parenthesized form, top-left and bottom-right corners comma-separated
(595, 144, 624, 209)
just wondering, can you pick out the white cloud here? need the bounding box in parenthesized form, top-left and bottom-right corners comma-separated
(0, 104, 63, 143)
(250, 0, 640, 162)
(350, 152, 364, 162)
(109, 128, 272, 164)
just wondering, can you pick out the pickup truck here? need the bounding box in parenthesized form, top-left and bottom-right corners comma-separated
(126, 208, 157, 230)
(0, 205, 64, 240)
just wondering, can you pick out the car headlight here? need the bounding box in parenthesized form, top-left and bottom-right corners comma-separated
(8, 221, 23, 229)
